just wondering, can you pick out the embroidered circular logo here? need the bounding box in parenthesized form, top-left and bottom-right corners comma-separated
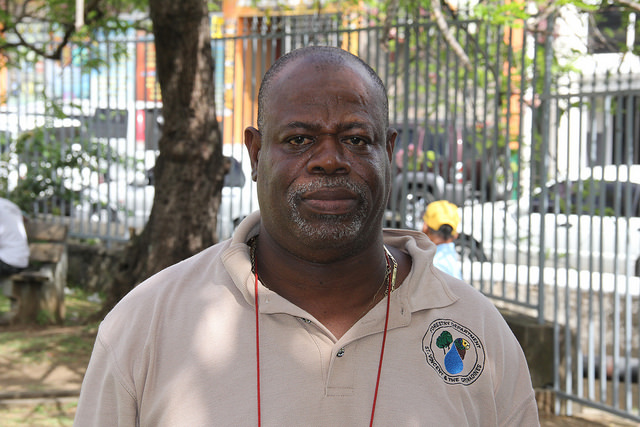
(422, 319, 485, 385)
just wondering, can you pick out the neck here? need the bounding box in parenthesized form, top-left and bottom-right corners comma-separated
(252, 229, 390, 338)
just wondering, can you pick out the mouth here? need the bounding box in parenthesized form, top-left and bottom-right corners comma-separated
(300, 188, 359, 215)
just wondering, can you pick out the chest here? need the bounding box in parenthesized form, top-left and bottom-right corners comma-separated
(137, 314, 495, 426)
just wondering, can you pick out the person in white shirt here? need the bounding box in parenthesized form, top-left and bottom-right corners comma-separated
(0, 197, 30, 301)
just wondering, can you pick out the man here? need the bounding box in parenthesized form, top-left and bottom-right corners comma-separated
(75, 46, 538, 425)
(422, 200, 463, 279)
(0, 198, 29, 302)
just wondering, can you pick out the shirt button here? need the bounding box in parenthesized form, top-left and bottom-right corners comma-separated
(336, 348, 345, 357)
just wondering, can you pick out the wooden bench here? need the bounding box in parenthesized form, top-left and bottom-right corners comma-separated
(9, 221, 68, 325)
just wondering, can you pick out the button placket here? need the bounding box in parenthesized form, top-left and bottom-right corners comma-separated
(326, 341, 358, 395)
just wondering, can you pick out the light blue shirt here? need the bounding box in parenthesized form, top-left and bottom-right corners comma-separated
(433, 242, 462, 279)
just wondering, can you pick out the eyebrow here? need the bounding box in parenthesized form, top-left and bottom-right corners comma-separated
(284, 121, 372, 133)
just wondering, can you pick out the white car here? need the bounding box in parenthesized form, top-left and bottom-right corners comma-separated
(460, 165, 640, 277)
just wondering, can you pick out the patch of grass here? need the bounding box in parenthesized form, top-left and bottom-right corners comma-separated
(0, 286, 103, 326)
(36, 309, 55, 326)
(0, 399, 77, 426)
(0, 294, 9, 313)
(64, 287, 104, 325)
(0, 286, 101, 365)
(0, 326, 97, 365)
(0, 287, 101, 424)
(0, 323, 98, 370)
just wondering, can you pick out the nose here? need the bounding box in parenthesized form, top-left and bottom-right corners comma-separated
(307, 135, 350, 175)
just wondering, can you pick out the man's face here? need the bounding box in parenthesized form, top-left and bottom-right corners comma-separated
(246, 57, 395, 255)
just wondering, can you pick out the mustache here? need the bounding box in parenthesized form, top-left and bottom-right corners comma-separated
(287, 177, 367, 200)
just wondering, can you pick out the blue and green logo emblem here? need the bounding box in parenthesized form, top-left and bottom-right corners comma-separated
(422, 319, 485, 385)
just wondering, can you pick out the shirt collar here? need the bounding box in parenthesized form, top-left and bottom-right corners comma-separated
(382, 229, 460, 314)
(222, 212, 460, 317)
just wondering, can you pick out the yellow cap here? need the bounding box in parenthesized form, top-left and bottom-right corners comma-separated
(423, 200, 460, 232)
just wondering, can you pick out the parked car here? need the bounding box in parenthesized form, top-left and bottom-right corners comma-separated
(391, 120, 515, 206)
(460, 165, 640, 276)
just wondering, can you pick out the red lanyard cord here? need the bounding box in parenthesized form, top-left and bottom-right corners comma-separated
(254, 271, 261, 427)
(369, 257, 393, 427)
(253, 248, 394, 427)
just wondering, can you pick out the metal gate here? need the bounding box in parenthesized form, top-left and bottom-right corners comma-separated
(536, 64, 640, 420)
(1, 6, 639, 421)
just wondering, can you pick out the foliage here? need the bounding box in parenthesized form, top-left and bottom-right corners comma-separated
(0, 121, 127, 216)
(0, 1, 149, 217)
(9, 127, 84, 213)
(474, 2, 530, 25)
(0, 0, 149, 67)
(358, 0, 639, 135)
(35, 309, 55, 326)
(556, 180, 617, 216)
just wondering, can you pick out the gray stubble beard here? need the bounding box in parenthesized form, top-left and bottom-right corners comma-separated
(286, 177, 370, 245)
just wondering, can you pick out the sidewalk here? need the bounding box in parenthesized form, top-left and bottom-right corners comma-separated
(540, 408, 639, 426)
(536, 389, 639, 426)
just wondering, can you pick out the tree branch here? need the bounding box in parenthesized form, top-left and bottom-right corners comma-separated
(431, 0, 473, 71)
(616, 0, 640, 13)
(587, 14, 620, 52)
(382, 0, 399, 49)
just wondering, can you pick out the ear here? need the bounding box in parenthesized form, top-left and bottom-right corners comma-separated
(244, 126, 262, 182)
(386, 127, 397, 163)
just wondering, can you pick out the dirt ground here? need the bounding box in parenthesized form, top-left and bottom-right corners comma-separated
(0, 324, 95, 397)
(0, 320, 97, 425)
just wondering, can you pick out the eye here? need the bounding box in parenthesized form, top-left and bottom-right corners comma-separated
(286, 135, 314, 146)
(344, 136, 369, 146)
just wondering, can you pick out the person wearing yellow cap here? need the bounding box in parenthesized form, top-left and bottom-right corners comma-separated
(422, 200, 462, 279)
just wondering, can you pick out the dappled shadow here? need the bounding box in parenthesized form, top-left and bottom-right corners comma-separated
(0, 324, 98, 397)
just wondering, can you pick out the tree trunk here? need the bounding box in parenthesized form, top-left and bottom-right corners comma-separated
(101, 0, 224, 313)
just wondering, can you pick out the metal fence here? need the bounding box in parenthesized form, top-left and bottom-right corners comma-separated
(1, 9, 640, 421)
(538, 70, 640, 420)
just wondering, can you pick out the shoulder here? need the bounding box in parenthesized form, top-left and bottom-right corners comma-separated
(98, 240, 236, 343)
(436, 271, 514, 335)
(414, 272, 535, 404)
(392, 230, 523, 349)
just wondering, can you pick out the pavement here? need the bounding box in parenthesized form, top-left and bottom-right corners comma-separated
(539, 409, 639, 426)
(533, 387, 640, 426)
(536, 394, 639, 427)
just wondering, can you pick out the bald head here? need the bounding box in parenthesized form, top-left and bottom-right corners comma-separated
(256, 46, 389, 131)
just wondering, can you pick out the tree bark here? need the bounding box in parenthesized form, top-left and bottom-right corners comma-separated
(101, 0, 224, 313)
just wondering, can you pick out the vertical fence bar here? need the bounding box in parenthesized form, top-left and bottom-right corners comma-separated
(539, 15, 554, 327)
(622, 91, 634, 413)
